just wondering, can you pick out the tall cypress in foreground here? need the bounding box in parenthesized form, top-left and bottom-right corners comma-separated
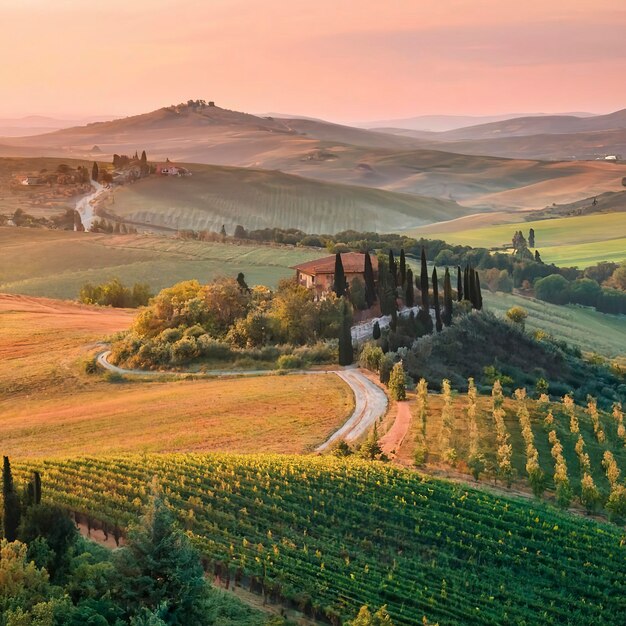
(405, 268, 414, 307)
(457, 266, 463, 301)
(475, 272, 483, 310)
(388, 250, 398, 287)
(432, 268, 442, 332)
(399, 249, 407, 288)
(338, 300, 353, 366)
(463, 266, 470, 303)
(333, 253, 346, 297)
(2, 456, 21, 541)
(91, 161, 99, 182)
(364, 252, 376, 307)
(469, 267, 477, 308)
(443, 268, 453, 326)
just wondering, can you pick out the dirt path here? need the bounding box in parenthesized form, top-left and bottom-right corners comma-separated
(316, 368, 388, 451)
(97, 351, 388, 452)
(75, 180, 108, 231)
(379, 401, 412, 458)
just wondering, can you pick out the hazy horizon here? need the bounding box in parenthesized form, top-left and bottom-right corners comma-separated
(1, 0, 625, 123)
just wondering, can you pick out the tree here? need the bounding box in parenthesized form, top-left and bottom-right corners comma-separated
(475, 272, 483, 310)
(113, 487, 210, 624)
(2, 456, 21, 542)
(456, 266, 463, 302)
(333, 253, 347, 297)
(399, 249, 406, 288)
(388, 250, 398, 287)
(418, 249, 432, 331)
(463, 266, 470, 303)
(338, 300, 353, 366)
(442, 268, 453, 326)
(440, 379, 456, 463)
(358, 425, 383, 461)
(364, 252, 377, 307)
(534, 250, 542, 263)
(506, 306, 528, 328)
(236, 272, 250, 293)
(140, 150, 147, 164)
(528, 228, 535, 248)
(405, 268, 414, 307)
(233, 225, 247, 239)
(18, 504, 78, 579)
(432, 267, 442, 332)
(350, 277, 367, 310)
(220, 225, 227, 238)
(388, 362, 406, 400)
(91, 162, 99, 182)
(534, 274, 570, 304)
(372, 321, 381, 340)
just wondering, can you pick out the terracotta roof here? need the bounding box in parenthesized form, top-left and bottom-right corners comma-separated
(292, 253, 378, 276)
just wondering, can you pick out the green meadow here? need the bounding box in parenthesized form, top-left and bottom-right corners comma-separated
(413, 212, 626, 268)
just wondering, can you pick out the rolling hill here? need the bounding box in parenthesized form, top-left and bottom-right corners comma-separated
(3, 104, 625, 213)
(105, 162, 467, 233)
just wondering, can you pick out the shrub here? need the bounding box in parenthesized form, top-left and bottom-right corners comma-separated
(104, 371, 125, 383)
(277, 354, 303, 370)
(358, 342, 384, 372)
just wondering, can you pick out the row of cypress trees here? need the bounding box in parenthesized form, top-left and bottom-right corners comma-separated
(334, 247, 484, 364)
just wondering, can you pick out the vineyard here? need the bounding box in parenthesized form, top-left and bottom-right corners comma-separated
(12, 454, 626, 626)
(398, 380, 626, 520)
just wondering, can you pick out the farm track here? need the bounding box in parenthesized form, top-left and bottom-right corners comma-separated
(96, 350, 388, 450)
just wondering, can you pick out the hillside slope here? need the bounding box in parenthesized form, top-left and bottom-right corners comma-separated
(106, 162, 466, 233)
(14, 453, 626, 626)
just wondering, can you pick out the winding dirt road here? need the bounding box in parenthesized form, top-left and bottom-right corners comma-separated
(96, 351, 388, 450)
(379, 401, 412, 458)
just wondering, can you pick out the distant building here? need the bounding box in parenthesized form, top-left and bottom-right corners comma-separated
(155, 163, 191, 177)
(292, 252, 378, 298)
(20, 176, 42, 186)
(605, 155, 622, 161)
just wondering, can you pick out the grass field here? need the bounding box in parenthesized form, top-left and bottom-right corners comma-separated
(482, 291, 626, 360)
(0, 294, 353, 458)
(411, 212, 626, 268)
(0, 228, 323, 299)
(13, 453, 626, 625)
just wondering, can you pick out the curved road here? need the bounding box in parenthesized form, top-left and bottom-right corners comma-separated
(96, 350, 388, 450)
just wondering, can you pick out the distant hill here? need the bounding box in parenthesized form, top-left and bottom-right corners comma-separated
(357, 112, 596, 133)
(2, 103, 625, 212)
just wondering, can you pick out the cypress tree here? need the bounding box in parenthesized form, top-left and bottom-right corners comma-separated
(364, 252, 376, 307)
(457, 266, 463, 301)
(420, 248, 429, 311)
(2, 456, 21, 541)
(469, 267, 477, 308)
(91, 162, 99, 182)
(141, 150, 147, 164)
(463, 266, 470, 302)
(388, 250, 398, 287)
(372, 321, 381, 340)
(405, 268, 414, 307)
(338, 300, 353, 366)
(333, 253, 347, 297)
(399, 249, 407, 288)
(529, 227, 535, 247)
(476, 272, 483, 310)
(443, 267, 453, 326)
(432, 267, 442, 332)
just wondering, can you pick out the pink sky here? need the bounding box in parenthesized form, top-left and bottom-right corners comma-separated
(1, 0, 625, 122)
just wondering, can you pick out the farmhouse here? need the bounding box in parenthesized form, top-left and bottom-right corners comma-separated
(156, 163, 192, 177)
(292, 252, 378, 298)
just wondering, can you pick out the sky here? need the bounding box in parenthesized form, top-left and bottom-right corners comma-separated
(1, 0, 625, 122)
